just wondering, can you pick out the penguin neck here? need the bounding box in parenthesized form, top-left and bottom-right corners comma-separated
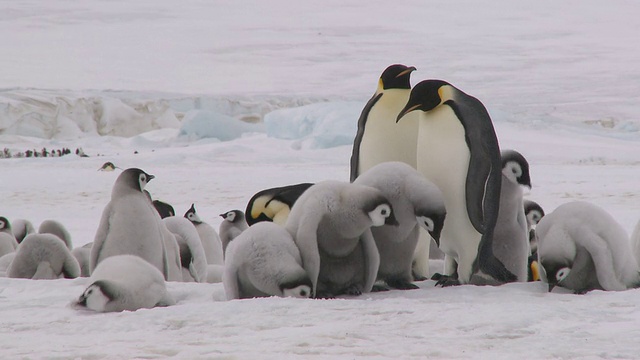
(111, 183, 143, 200)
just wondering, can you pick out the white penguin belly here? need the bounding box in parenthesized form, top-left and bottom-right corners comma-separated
(416, 106, 480, 280)
(358, 90, 419, 174)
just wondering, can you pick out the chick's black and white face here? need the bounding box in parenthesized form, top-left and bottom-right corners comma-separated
(138, 173, 150, 191)
(225, 211, 236, 222)
(283, 285, 312, 299)
(79, 284, 109, 312)
(368, 203, 392, 227)
(0, 218, 6, 230)
(527, 210, 544, 226)
(503, 160, 523, 184)
(417, 216, 435, 232)
(187, 212, 201, 223)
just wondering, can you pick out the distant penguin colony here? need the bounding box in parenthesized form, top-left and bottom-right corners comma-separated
(5, 63, 640, 316)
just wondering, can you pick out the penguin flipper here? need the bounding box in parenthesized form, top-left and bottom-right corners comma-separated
(350, 93, 383, 182)
(475, 233, 518, 283)
(90, 203, 113, 271)
(360, 229, 380, 293)
(291, 211, 322, 298)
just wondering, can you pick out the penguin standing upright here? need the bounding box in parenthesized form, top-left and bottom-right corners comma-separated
(90, 168, 169, 279)
(184, 204, 224, 265)
(397, 80, 516, 285)
(475, 149, 531, 284)
(350, 64, 418, 180)
(219, 210, 248, 256)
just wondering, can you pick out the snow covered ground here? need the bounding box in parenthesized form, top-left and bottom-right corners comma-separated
(2, 0, 640, 358)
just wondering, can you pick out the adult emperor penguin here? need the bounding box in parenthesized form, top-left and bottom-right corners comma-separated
(245, 183, 314, 226)
(163, 216, 208, 283)
(350, 64, 418, 181)
(38, 219, 73, 249)
(91, 168, 169, 279)
(396, 80, 516, 285)
(73, 254, 175, 312)
(219, 210, 248, 255)
(354, 162, 446, 290)
(224, 222, 312, 300)
(285, 180, 398, 298)
(537, 201, 640, 293)
(475, 149, 531, 284)
(184, 204, 224, 265)
(0, 217, 19, 258)
(8, 233, 80, 279)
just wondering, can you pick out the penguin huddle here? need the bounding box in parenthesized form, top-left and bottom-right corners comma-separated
(3, 63, 640, 318)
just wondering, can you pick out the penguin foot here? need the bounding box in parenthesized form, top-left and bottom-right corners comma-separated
(314, 291, 336, 299)
(386, 279, 419, 290)
(431, 273, 444, 281)
(371, 284, 391, 292)
(434, 275, 461, 287)
(342, 285, 363, 296)
(573, 289, 590, 295)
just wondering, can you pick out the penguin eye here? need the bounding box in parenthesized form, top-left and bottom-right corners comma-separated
(0, 221, 4, 229)
(300, 289, 307, 297)
(379, 204, 391, 217)
(556, 267, 570, 282)
(140, 174, 146, 183)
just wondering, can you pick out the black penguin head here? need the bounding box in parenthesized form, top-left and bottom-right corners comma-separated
(541, 260, 571, 292)
(501, 149, 532, 188)
(184, 203, 202, 224)
(524, 199, 545, 225)
(220, 210, 244, 223)
(0, 216, 10, 232)
(152, 200, 175, 219)
(280, 277, 313, 298)
(416, 211, 446, 247)
(378, 64, 416, 91)
(396, 79, 452, 122)
(119, 168, 155, 192)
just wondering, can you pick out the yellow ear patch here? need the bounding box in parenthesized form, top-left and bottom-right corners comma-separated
(530, 261, 541, 282)
(250, 195, 272, 219)
(376, 78, 384, 94)
(437, 85, 454, 103)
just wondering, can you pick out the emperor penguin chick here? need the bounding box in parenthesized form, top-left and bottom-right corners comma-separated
(163, 216, 208, 283)
(223, 222, 312, 300)
(475, 149, 531, 284)
(219, 210, 248, 256)
(354, 162, 446, 290)
(8, 233, 80, 279)
(91, 168, 170, 279)
(38, 219, 73, 249)
(285, 180, 398, 298)
(537, 201, 640, 293)
(0, 217, 19, 258)
(184, 204, 224, 265)
(73, 254, 175, 312)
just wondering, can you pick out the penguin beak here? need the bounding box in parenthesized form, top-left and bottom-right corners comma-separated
(396, 104, 421, 123)
(396, 66, 417, 78)
(385, 212, 399, 226)
(547, 281, 557, 292)
(219, 213, 225, 219)
(147, 174, 155, 181)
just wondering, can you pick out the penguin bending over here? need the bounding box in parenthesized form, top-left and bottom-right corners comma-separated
(223, 222, 312, 300)
(91, 168, 169, 279)
(397, 80, 516, 286)
(73, 254, 175, 312)
(163, 216, 208, 283)
(245, 183, 314, 226)
(350, 64, 418, 181)
(473, 150, 531, 284)
(8, 233, 80, 279)
(11, 218, 35, 243)
(219, 210, 248, 256)
(285, 180, 397, 298)
(537, 201, 640, 293)
(354, 162, 446, 290)
(184, 204, 224, 265)
(38, 219, 73, 249)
